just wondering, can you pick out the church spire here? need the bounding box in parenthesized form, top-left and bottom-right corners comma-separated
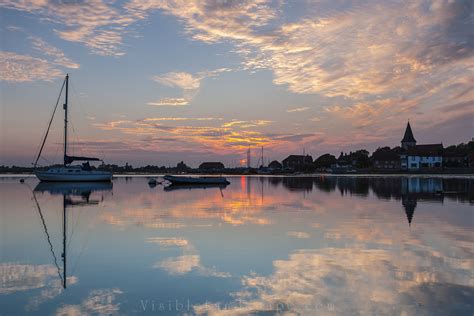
(402, 196, 416, 227)
(401, 121, 416, 149)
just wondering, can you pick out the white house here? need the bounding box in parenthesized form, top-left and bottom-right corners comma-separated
(399, 122, 443, 170)
(402, 144, 444, 170)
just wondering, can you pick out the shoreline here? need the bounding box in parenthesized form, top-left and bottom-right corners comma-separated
(2, 173, 474, 179)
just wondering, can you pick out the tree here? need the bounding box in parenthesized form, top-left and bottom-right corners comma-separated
(176, 161, 190, 172)
(314, 153, 337, 169)
(268, 160, 282, 170)
(352, 149, 370, 168)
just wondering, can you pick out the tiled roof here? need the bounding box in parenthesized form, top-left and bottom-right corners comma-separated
(407, 144, 443, 156)
(372, 150, 399, 161)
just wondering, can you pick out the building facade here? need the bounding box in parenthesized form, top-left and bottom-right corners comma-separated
(405, 148, 443, 169)
(399, 122, 443, 170)
(372, 149, 401, 170)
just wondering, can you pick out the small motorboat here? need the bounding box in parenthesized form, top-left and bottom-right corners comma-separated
(163, 175, 230, 185)
(164, 183, 228, 191)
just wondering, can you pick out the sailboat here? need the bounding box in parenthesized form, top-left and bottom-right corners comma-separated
(34, 74, 112, 182)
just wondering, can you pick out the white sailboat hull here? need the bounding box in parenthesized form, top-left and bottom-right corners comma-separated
(35, 167, 112, 182)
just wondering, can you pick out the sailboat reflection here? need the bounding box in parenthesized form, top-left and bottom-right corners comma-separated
(32, 182, 113, 289)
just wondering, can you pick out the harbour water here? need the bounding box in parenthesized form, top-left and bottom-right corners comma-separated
(0, 175, 473, 315)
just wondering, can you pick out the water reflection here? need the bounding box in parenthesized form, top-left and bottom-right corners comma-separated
(0, 176, 472, 315)
(34, 181, 113, 206)
(269, 176, 473, 226)
(16, 182, 115, 314)
(32, 182, 113, 288)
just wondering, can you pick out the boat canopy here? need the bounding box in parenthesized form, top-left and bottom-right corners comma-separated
(65, 155, 101, 165)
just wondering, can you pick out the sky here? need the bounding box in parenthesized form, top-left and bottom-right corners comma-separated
(1, 0, 473, 167)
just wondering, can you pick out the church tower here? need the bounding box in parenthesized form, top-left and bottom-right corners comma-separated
(401, 121, 416, 150)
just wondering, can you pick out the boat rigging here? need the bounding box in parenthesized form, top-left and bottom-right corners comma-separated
(34, 74, 112, 182)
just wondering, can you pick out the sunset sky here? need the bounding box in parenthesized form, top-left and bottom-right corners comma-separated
(1, 0, 473, 167)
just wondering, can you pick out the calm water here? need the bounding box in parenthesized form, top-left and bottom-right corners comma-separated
(0, 175, 473, 315)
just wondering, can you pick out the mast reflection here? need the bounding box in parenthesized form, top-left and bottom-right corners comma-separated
(32, 182, 113, 288)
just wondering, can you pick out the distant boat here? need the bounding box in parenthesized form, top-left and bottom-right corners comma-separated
(163, 175, 230, 185)
(34, 74, 112, 182)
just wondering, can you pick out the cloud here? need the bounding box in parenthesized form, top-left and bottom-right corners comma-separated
(27, 278, 78, 311)
(270, 133, 317, 142)
(93, 117, 316, 154)
(0, 263, 58, 294)
(147, 98, 189, 106)
(155, 254, 201, 275)
(0, 262, 79, 311)
(150, 68, 231, 106)
(222, 120, 273, 128)
(55, 288, 123, 315)
(153, 72, 201, 90)
(142, 117, 220, 122)
(6, 25, 24, 32)
(146, 237, 189, 248)
(124, 0, 278, 43)
(286, 107, 309, 113)
(29, 36, 79, 69)
(1, 0, 134, 56)
(287, 231, 310, 239)
(151, 237, 231, 278)
(0, 51, 62, 82)
(440, 100, 474, 113)
(194, 246, 473, 315)
(156, 254, 231, 278)
(131, 0, 473, 150)
(233, 0, 474, 98)
(5, 0, 470, 153)
(0, 33, 78, 82)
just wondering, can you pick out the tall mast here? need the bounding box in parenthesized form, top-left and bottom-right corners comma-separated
(64, 74, 69, 166)
(62, 195, 67, 289)
(247, 147, 251, 169)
